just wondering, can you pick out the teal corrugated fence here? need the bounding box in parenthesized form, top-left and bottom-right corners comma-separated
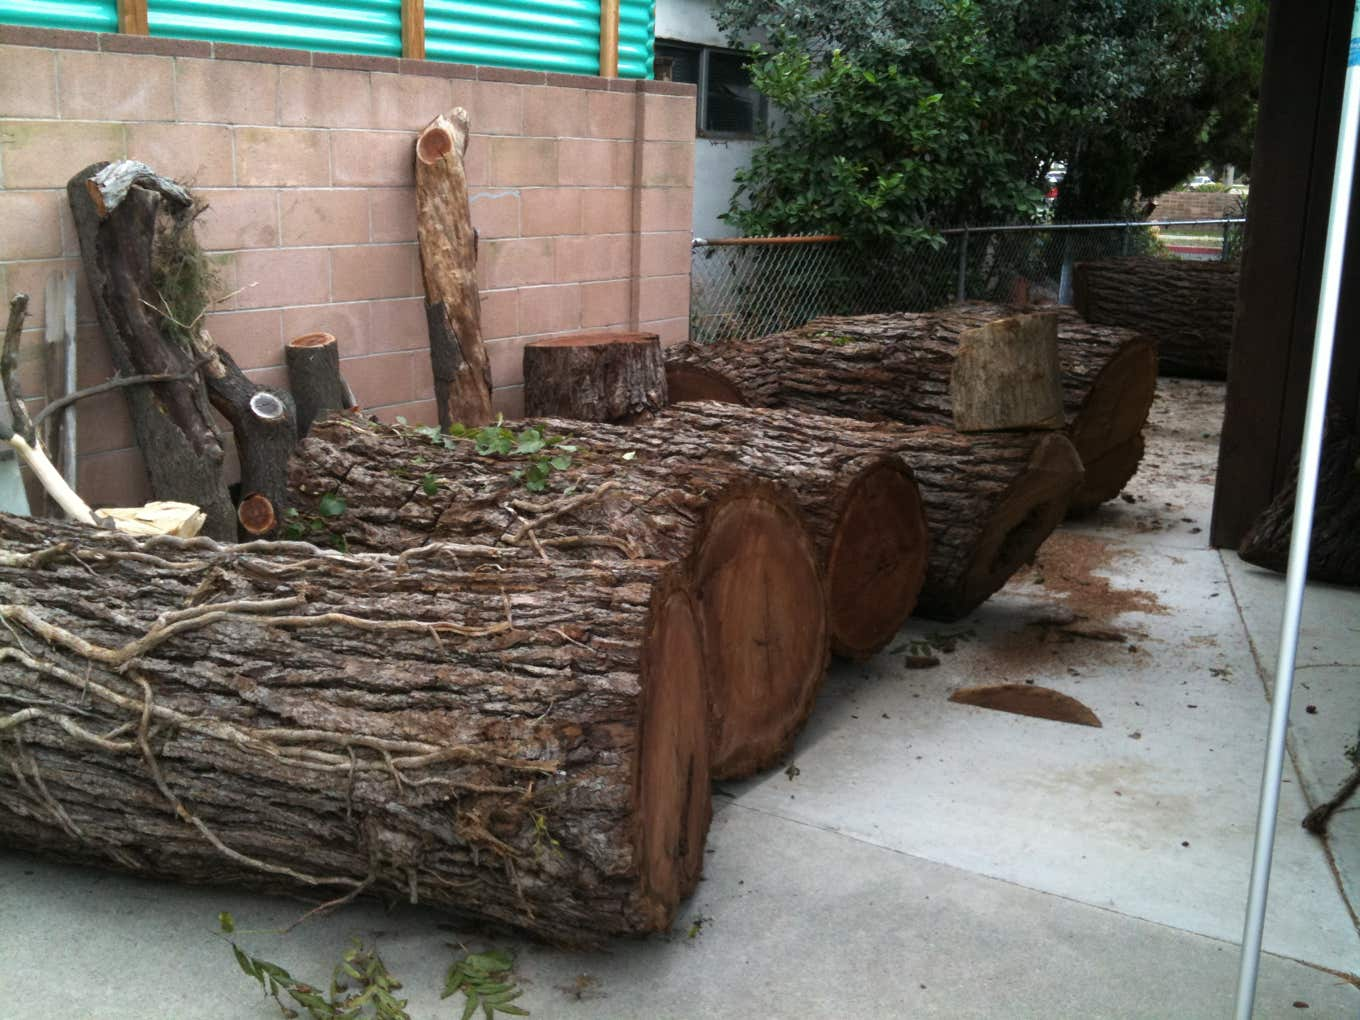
(0, 0, 117, 33)
(148, 0, 403, 56)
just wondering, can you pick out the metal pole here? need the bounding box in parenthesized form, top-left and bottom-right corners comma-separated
(956, 228, 969, 301)
(1222, 219, 1233, 262)
(1233, 5, 1360, 1016)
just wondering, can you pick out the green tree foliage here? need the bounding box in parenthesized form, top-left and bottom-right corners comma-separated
(716, 0, 1265, 235)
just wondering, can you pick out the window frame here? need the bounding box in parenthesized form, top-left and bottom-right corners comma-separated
(655, 38, 767, 141)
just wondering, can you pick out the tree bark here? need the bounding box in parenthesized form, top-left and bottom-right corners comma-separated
(416, 110, 494, 429)
(523, 332, 667, 423)
(950, 312, 1065, 432)
(1072, 256, 1238, 380)
(1238, 415, 1360, 585)
(289, 417, 828, 780)
(67, 162, 236, 539)
(667, 303, 1153, 515)
(0, 513, 710, 947)
(286, 332, 351, 437)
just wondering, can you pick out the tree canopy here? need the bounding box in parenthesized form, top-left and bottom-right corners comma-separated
(716, 0, 1265, 238)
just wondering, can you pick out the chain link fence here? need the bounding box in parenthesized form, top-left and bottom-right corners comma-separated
(689, 218, 1246, 345)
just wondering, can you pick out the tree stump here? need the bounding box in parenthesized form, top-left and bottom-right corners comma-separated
(289, 417, 828, 780)
(0, 514, 710, 946)
(950, 312, 1065, 432)
(286, 332, 351, 437)
(416, 110, 494, 428)
(523, 332, 667, 423)
(1238, 416, 1360, 585)
(1073, 256, 1239, 379)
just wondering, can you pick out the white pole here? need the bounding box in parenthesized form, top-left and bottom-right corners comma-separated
(1233, 6, 1360, 1016)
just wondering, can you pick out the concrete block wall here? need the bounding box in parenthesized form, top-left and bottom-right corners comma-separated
(0, 25, 695, 509)
(1150, 189, 1243, 221)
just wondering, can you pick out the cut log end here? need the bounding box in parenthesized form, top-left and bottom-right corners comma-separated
(931, 433, 1083, 621)
(1066, 339, 1157, 514)
(289, 331, 337, 351)
(825, 457, 929, 659)
(691, 483, 828, 780)
(236, 492, 276, 535)
(636, 576, 711, 924)
(416, 123, 456, 165)
(665, 363, 749, 406)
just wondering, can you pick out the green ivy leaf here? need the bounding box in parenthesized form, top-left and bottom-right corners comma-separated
(549, 455, 571, 471)
(421, 473, 439, 496)
(219, 911, 235, 934)
(621, 451, 636, 461)
(317, 492, 347, 518)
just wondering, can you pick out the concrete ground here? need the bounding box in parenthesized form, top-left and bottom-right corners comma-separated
(2, 378, 1358, 1018)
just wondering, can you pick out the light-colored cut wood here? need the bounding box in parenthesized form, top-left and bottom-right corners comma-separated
(950, 312, 1065, 432)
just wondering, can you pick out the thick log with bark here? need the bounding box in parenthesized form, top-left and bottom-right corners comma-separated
(667, 303, 1153, 514)
(289, 416, 828, 779)
(416, 110, 494, 428)
(523, 332, 667, 423)
(1072, 256, 1239, 379)
(1238, 416, 1360, 585)
(0, 514, 710, 946)
(67, 162, 236, 539)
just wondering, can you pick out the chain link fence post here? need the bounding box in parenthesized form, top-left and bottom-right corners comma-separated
(956, 227, 969, 302)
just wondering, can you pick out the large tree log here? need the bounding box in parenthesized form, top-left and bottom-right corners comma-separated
(289, 417, 828, 779)
(667, 304, 1153, 515)
(416, 110, 494, 428)
(523, 332, 667, 423)
(1072, 256, 1238, 379)
(1238, 416, 1360, 585)
(0, 514, 710, 946)
(67, 162, 236, 539)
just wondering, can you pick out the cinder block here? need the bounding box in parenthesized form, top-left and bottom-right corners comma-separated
(0, 191, 63, 260)
(489, 137, 557, 187)
(479, 288, 518, 339)
(78, 447, 151, 510)
(331, 243, 418, 301)
(58, 51, 174, 121)
(586, 90, 636, 139)
(126, 123, 235, 187)
(370, 72, 452, 132)
(367, 297, 426, 353)
(343, 351, 417, 407)
(279, 66, 371, 129)
(1, 120, 126, 189)
(479, 237, 555, 289)
(280, 189, 370, 247)
(233, 247, 330, 308)
(555, 233, 631, 283)
(469, 189, 520, 238)
(376, 399, 440, 426)
(204, 307, 285, 370)
(486, 336, 531, 388)
(558, 139, 634, 186)
(641, 316, 690, 347)
(491, 384, 525, 418)
(641, 93, 696, 142)
(581, 188, 632, 235)
(283, 301, 372, 357)
(0, 259, 95, 330)
(580, 279, 631, 328)
(369, 188, 419, 243)
(196, 189, 280, 250)
(640, 187, 694, 232)
(0, 45, 57, 117)
(463, 136, 489, 187)
(331, 131, 413, 187)
(523, 86, 588, 138)
(517, 283, 581, 335)
(73, 390, 136, 455)
(470, 81, 523, 135)
(639, 231, 691, 278)
(639, 273, 690, 321)
(520, 187, 581, 237)
(175, 57, 279, 125)
(234, 127, 331, 187)
(640, 141, 694, 188)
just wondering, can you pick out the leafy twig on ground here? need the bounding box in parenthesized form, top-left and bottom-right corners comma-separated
(442, 948, 530, 1019)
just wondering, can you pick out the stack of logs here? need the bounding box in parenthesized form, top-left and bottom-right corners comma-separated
(0, 117, 1160, 948)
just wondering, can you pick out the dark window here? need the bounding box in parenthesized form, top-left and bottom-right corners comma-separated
(656, 39, 766, 138)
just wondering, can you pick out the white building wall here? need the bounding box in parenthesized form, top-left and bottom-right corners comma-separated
(656, 0, 728, 48)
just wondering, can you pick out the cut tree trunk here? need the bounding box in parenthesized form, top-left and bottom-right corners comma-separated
(286, 332, 352, 437)
(416, 110, 494, 428)
(1238, 416, 1360, 585)
(67, 162, 236, 539)
(523, 332, 667, 423)
(289, 416, 828, 779)
(950, 312, 1064, 432)
(0, 514, 710, 947)
(668, 303, 1153, 515)
(1072, 256, 1238, 379)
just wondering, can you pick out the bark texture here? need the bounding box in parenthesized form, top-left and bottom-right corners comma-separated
(289, 416, 828, 780)
(524, 332, 667, 423)
(286, 332, 351, 437)
(416, 110, 495, 428)
(0, 514, 710, 946)
(67, 162, 235, 539)
(1072, 256, 1238, 379)
(1238, 416, 1360, 585)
